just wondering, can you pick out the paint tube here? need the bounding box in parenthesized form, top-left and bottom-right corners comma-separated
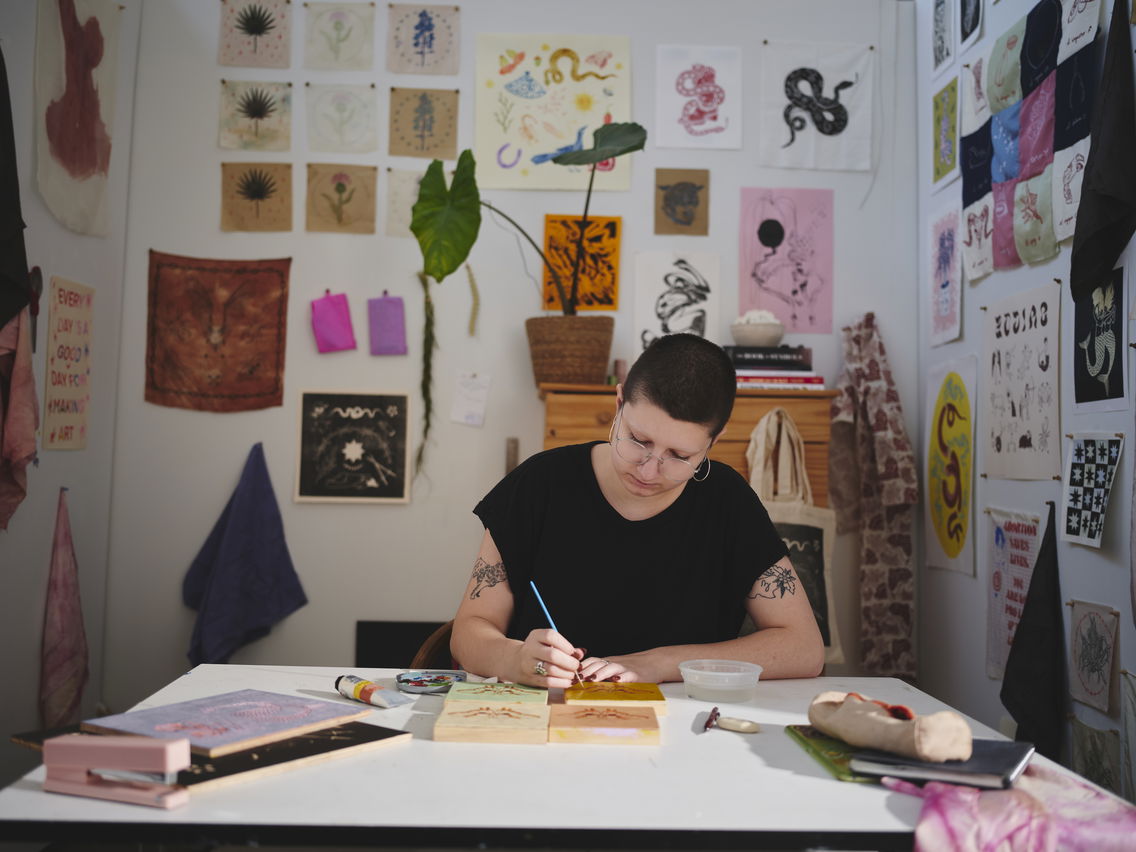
(335, 674, 415, 708)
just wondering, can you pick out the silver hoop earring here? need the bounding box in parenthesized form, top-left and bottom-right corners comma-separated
(692, 458, 710, 482)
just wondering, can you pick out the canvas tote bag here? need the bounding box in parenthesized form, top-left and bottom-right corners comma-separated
(744, 407, 845, 665)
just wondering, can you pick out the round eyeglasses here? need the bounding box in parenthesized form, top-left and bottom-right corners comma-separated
(610, 410, 711, 482)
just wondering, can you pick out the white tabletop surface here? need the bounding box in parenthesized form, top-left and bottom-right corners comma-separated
(0, 665, 1004, 845)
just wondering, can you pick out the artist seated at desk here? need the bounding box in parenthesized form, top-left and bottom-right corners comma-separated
(451, 333, 824, 688)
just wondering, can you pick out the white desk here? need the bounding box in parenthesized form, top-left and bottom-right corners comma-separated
(0, 665, 1004, 849)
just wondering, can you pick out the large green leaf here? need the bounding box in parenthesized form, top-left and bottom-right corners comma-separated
(551, 122, 647, 166)
(411, 149, 482, 283)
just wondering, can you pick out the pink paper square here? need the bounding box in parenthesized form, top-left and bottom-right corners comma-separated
(311, 292, 357, 353)
(1018, 72, 1055, 181)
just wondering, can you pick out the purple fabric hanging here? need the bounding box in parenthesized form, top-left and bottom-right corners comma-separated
(368, 291, 407, 355)
(310, 291, 356, 353)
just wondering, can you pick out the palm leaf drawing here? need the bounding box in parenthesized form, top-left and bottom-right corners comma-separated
(235, 3, 276, 53)
(237, 87, 276, 137)
(236, 168, 277, 217)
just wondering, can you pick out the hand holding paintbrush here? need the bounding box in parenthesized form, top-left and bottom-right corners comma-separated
(528, 581, 584, 685)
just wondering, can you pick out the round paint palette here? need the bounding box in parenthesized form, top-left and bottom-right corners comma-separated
(395, 670, 467, 694)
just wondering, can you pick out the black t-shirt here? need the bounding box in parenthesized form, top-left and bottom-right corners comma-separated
(473, 442, 789, 658)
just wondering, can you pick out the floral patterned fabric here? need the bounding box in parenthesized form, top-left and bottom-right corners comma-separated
(829, 312, 919, 677)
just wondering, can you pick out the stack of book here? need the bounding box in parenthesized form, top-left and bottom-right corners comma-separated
(725, 345, 824, 390)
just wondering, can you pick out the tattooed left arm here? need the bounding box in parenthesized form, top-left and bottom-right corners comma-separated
(740, 556, 824, 678)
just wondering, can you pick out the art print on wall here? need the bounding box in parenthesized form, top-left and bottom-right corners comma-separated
(43, 277, 93, 450)
(1073, 267, 1126, 413)
(930, 205, 962, 346)
(218, 81, 292, 151)
(634, 252, 719, 353)
(985, 507, 1042, 679)
(474, 33, 632, 190)
(387, 4, 460, 75)
(757, 40, 875, 172)
(1061, 434, 1123, 549)
(306, 83, 378, 153)
(542, 215, 621, 311)
(981, 282, 1060, 479)
(306, 163, 376, 234)
(931, 76, 960, 191)
(385, 168, 423, 237)
(1059, 0, 1099, 63)
(1072, 717, 1122, 795)
(738, 187, 833, 334)
(933, 0, 954, 77)
(221, 162, 292, 231)
(145, 250, 290, 413)
(1069, 600, 1118, 713)
(35, 0, 121, 236)
(296, 390, 410, 503)
(654, 168, 709, 236)
(388, 87, 458, 160)
(219, 0, 291, 68)
(924, 356, 977, 575)
(959, 0, 983, 57)
(304, 2, 374, 71)
(655, 45, 741, 149)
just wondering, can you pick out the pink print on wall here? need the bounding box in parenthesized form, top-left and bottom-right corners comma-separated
(738, 187, 833, 333)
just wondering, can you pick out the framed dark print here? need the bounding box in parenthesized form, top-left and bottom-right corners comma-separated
(296, 390, 410, 503)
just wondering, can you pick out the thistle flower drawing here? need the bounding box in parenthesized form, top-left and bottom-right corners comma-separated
(236, 167, 277, 217)
(322, 171, 355, 225)
(237, 87, 276, 137)
(235, 3, 276, 53)
(320, 10, 353, 60)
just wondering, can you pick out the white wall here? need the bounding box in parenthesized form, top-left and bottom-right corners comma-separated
(915, 0, 1136, 745)
(97, 0, 918, 711)
(0, 1, 140, 786)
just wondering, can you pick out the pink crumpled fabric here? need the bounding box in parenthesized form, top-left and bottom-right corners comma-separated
(883, 763, 1136, 851)
(0, 306, 38, 529)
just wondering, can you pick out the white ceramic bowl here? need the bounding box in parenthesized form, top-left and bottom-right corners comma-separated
(678, 659, 764, 703)
(730, 321, 784, 347)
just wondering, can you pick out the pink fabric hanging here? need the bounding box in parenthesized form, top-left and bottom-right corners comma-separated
(0, 306, 38, 529)
(310, 291, 356, 353)
(884, 763, 1136, 851)
(39, 487, 89, 728)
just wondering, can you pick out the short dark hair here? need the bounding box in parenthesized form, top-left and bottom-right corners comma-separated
(623, 334, 736, 436)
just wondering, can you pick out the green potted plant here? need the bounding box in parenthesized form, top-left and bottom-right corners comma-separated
(411, 122, 647, 388)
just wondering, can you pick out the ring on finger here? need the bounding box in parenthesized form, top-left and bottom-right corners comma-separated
(534, 660, 548, 677)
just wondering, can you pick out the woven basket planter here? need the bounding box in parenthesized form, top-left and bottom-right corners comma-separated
(525, 315, 614, 387)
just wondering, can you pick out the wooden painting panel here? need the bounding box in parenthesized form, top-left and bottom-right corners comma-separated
(81, 689, 368, 757)
(433, 703, 550, 744)
(444, 682, 548, 704)
(564, 682, 667, 716)
(548, 705, 659, 745)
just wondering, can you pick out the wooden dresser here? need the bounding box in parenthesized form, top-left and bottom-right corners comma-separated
(540, 383, 838, 506)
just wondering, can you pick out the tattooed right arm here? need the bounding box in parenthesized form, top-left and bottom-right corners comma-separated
(469, 557, 507, 599)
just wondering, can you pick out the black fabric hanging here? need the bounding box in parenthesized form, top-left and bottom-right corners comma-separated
(1069, 0, 1136, 303)
(0, 45, 31, 330)
(1000, 503, 1066, 762)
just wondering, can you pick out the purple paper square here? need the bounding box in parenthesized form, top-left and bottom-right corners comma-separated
(369, 295, 407, 355)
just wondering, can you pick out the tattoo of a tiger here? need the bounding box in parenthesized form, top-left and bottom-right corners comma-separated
(470, 557, 507, 599)
(748, 564, 797, 599)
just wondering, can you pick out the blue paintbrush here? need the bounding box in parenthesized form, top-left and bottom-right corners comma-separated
(529, 580, 583, 684)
